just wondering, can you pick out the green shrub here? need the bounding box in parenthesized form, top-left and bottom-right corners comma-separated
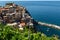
(0, 24, 59, 40)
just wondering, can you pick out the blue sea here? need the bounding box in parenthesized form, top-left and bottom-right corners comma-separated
(0, 1, 60, 36)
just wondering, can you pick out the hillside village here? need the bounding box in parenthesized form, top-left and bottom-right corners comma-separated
(0, 3, 34, 30)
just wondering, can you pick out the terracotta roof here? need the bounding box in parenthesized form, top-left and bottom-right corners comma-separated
(20, 22, 25, 27)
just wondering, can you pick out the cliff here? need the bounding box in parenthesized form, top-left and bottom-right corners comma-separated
(0, 3, 36, 31)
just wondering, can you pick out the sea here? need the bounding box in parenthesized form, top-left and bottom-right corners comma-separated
(0, 1, 60, 36)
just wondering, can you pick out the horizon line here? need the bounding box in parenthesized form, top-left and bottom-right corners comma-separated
(0, 0, 60, 1)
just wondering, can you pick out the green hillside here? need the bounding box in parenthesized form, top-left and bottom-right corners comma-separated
(0, 23, 59, 40)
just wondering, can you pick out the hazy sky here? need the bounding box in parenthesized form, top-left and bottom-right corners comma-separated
(0, 0, 60, 1)
(23, 0, 60, 1)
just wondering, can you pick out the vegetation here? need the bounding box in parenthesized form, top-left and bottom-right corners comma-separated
(0, 23, 59, 40)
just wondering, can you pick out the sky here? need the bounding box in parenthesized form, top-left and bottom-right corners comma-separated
(0, 0, 60, 1)
(22, 0, 60, 1)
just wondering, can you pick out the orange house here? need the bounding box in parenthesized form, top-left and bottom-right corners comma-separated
(20, 22, 26, 27)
